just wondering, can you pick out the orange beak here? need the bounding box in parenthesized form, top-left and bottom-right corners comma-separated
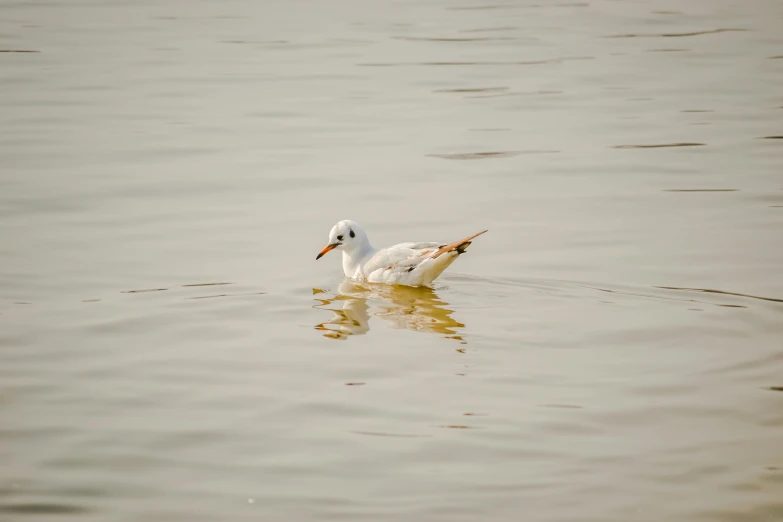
(316, 243, 339, 260)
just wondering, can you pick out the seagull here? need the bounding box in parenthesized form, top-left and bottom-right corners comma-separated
(316, 220, 487, 286)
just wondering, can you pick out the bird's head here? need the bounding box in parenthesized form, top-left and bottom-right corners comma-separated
(316, 220, 369, 260)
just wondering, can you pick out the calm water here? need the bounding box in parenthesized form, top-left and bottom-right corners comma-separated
(2, 0, 782, 520)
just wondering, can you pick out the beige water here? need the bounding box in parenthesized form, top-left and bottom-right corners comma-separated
(2, 1, 782, 520)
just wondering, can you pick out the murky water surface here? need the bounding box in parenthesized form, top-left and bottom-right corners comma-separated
(2, 1, 782, 520)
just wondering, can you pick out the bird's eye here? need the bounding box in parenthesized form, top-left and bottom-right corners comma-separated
(336, 235, 343, 241)
(349, 230, 355, 238)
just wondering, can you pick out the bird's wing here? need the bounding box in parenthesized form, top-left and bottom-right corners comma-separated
(362, 243, 441, 276)
(362, 231, 488, 279)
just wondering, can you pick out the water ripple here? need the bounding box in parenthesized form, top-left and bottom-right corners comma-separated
(460, 26, 521, 33)
(655, 286, 783, 304)
(0, 503, 92, 515)
(614, 143, 705, 149)
(433, 87, 508, 93)
(358, 56, 593, 67)
(392, 36, 519, 42)
(606, 28, 747, 38)
(428, 150, 558, 160)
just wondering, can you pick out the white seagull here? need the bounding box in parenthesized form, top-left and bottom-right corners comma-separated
(316, 220, 487, 286)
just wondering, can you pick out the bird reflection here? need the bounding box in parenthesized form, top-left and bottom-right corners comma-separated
(313, 281, 465, 341)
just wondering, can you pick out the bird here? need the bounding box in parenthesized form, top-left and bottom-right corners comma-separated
(316, 220, 487, 286)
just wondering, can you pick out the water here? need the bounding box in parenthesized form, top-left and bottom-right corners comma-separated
(2, 0, 782, 520)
